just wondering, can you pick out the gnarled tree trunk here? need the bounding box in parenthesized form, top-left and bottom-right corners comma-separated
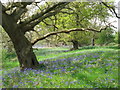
(2, 13, 39, 70)
(12, 31, 39, 70)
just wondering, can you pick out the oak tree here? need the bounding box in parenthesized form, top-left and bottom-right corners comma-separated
(1, 1, 117, 70)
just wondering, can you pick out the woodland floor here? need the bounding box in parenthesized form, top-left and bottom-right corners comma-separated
(1, 46, 119, 88)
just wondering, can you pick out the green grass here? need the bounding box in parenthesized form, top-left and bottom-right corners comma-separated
(1, 46, 119, 88)
(2, 49, 19, 70)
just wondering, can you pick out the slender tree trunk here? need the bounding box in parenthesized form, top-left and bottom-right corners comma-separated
(91, 32, 95, 46)
(2, 13, 39, 70)
(91, 38, 95, 46)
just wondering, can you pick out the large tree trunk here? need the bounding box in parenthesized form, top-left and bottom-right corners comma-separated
(2, 13, 39, 70)
(13, 32, 39, 70)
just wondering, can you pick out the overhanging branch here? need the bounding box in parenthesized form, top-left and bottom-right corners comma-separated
(32, 25, 109, 46)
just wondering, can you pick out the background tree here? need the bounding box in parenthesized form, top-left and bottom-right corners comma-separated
(42, 2, 112, 49)
(95, 28, 115, 46)
(113, 32, 119, 47)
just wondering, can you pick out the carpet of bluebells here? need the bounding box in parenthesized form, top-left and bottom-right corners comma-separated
(1, 48, 119, 88)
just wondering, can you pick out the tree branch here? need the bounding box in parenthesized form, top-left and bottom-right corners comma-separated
(2, 2, 32, 12)
(11, 2, 32, 22)
(2, 2, 33, 23)
(2, 3, 18, 12)
(1, 4, 7, 12)
(12, 7, 28, 22)
(101, 2, 120, 19)
(23, 11, 60, 32)
(60, 11, 75, 14)
(32, 25, 110, 45)
(21, 6, 67, 33)
(20, 2, 69, 26)
(42, 20, 58, 29)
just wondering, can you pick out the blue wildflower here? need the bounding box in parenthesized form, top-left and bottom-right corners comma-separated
(13, 85, 18, 88)
(70, 81, 77, 84)
(65, 81, 68, 85)
(93, 55, 99, 58)
(61, 69, 66, 72)
(47, 76, 52, 79)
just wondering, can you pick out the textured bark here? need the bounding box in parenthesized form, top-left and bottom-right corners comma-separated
(13, 31, 39, 70)
(2, 13, 39, 70)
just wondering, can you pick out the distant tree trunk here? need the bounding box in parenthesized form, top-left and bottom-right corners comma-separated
(2, 13, 39, 70)
(91, 38, 95, 46)
(71, 40, 79, 50)
(91, 32, 95, 46)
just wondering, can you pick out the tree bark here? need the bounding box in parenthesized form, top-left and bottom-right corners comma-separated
(6, 29, 39, 70)
(2, 13, 39, 70)
(71, 40, 79, 50)
(13, 32, 39, 70)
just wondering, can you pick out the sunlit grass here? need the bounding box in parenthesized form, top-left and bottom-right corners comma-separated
(2, 46, 119, 88)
